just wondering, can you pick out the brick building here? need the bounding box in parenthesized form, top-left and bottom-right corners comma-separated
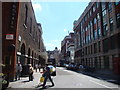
(2, 2, 46, 81)
(61, 32, 75, 64)
(74, 2, 120, 75)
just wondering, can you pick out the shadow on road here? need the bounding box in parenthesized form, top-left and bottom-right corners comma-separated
(35, 84, 54, 90)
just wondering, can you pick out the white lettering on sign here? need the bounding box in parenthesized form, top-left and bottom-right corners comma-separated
(6, 34, 14, 40)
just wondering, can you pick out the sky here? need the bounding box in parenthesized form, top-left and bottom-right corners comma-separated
(31, 1, 90, 51)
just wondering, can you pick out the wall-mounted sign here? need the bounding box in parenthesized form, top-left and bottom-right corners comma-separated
(6, 34, 14, 40)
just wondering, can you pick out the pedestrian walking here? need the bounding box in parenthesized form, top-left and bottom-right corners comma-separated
(15, 62, 22, 80)
(35, 64, 38, 72)
(29, 64, 34, 81)
(41, 66, 54, 88)
(38, 64, 41, 72)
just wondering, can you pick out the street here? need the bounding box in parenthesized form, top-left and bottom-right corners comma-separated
(6, 67, 119, 90)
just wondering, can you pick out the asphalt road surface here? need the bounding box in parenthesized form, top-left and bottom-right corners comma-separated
(6, 67, 119, 90)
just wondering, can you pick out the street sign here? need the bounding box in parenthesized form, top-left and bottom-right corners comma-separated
(6, 34, 14, 40)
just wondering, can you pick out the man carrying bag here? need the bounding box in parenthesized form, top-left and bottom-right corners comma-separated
(41, 67, 54, 88)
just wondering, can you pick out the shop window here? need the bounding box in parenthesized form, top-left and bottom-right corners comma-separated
(91, 45, 93, 54)
(98, 41, 101, 52)
(103, 56, 109, 69)
(5, 56, 11, 65)
(99, 57, 101, 69)
(94, 43, 97, 53)
(103, 39, 109, 52)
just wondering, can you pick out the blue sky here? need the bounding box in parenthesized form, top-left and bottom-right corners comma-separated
(32, 1, 89, 51)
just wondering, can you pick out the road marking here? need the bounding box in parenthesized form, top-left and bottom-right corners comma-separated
(89, 80, 112, 89)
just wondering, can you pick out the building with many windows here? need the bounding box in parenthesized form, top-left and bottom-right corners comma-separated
(74, 2, 120, 75)
(61, 32, 75, 64)
(2, 2, 46, 81)
(47, 47, 60, 65)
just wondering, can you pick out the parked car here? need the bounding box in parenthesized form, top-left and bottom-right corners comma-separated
(64, 64, 69, 68)
(79, 65, 95, 72)
(67, 64, 75, 70)
(78, 65, 85, 72)
(47, 65, 56, 76)
(74, 64, 79, 71)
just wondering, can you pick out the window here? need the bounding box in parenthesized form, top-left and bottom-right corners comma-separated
(25, 5, 28, 25)
(85, 16, 87, 21)
(30, 18, 32, 34)
(98, 27, 101, 38)
(94, 43, 97, 53)
(103, 23, 108, 36)
(108, 2, 112, 12)
(90, 10, 92, 16)
(91, 45, 93, 54)
(33, 26, 35, 39)
(85, 47, 87, 55)
(115, 1, 120, 5)
(109, 18, 113, 31)
(103, 39, 109, 52)
(94, 18, 97, 24)
(87, 12, 89, 18)
(94, 30, 97, 39)
(96, 2, 99, 8)
(102, 9, 107, 17)
(98, 41, 101, 52)
(97, 13, 100, 21)
(102, 2, 106, 11)
(103, 23, 108, 31)
(116, 13, 120, 28)
(93, 5, 96, 12)
(102, 10, 107, 25)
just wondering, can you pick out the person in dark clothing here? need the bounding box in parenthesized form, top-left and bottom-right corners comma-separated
(42, 67, 54, 88)
(29, 64, 34, 81)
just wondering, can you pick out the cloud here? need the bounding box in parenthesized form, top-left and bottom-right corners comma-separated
(32, 3, 42, 12)
(64, 29, 67, 32)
